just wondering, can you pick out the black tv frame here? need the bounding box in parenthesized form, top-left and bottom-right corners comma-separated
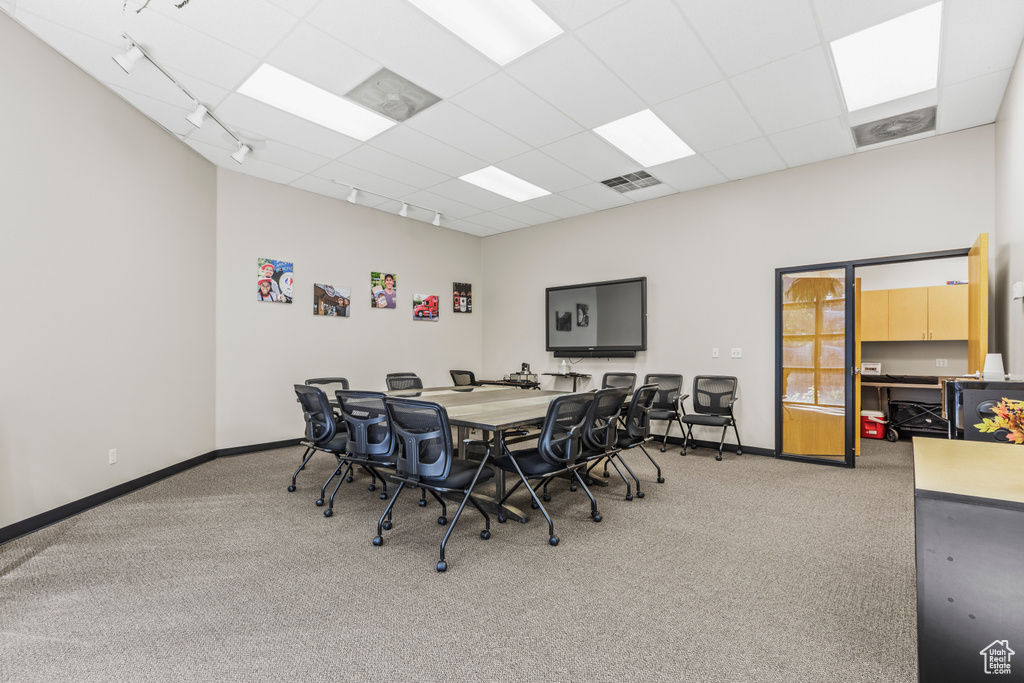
(545, 276, 647, 358)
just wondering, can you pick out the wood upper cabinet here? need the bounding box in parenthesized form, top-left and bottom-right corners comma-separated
(861, 290, 889, 341)
(863, 284, 967, 341)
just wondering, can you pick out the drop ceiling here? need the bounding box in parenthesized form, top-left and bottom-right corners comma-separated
(5, 0, 1024, 236)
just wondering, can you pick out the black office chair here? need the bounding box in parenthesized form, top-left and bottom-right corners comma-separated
(493, 392, 597, 546)
(314, 391, 399, 518)
(601, 372, 636, 393)
(576, 387, 639, 498)
(449, 370, 479, 386)
(374, 398, 494, 572)
(613, 383, 661, 493)
(679, 375, 742, 461)
(291, 384, 347, 493)
(385, 373, 423, 391)
(643, 373, 686, 453)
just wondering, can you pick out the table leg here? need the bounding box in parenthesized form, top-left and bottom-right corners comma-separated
(467, 428, 528, 523)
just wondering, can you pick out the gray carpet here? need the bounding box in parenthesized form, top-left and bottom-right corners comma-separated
(0, 439, 918, 682)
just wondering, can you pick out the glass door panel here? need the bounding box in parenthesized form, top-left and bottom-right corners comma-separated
(779, 267, 851, 463)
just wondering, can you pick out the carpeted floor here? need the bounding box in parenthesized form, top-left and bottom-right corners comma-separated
(0, 439, 918, 682)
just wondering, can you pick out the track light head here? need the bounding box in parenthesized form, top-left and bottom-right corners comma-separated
(113, 44, 145, 74)
(432, 212, 442, 226)
(347, 187, 358, 204)
(231, 143, 251, 164)
(399, 202, 409, 217)
(186, 103, 208, 128)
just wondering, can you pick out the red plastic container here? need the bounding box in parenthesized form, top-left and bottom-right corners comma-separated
(861, 410, 886, 439)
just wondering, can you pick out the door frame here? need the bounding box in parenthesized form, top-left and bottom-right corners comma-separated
(775, 247, 969, 467)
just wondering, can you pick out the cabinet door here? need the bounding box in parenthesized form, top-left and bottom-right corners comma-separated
(888, 287, 928, 340)
(927, 284, 968, 340)
(860, 290, 888, 341)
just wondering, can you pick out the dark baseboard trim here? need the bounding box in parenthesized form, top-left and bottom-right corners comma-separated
(656, 435, 774, 457)
(0, 438, 303, 546)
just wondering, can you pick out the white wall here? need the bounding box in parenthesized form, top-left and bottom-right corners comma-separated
(0, 13, 217, 529)
(481, 127, 995, 451)
(996, 40, 1024, 379)
(214, 171, 483, 449)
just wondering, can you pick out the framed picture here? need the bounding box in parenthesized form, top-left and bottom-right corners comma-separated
(453, 282, 472, 313)
(413, 294, 439, 321)
(257, 258, 293, 304)
(577, 303, 589, 327)
(371, 271, 397, 309)
(555, 311, 572, 331)
(313, 283, 350, 317)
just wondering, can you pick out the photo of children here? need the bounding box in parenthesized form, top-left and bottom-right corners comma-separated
(371, 272, 397, 308)
(257, 258, 293, 304)
(413, 294, 439, 321)
(313, 283, 350, 317)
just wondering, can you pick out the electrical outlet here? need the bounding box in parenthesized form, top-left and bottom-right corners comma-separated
(712, 348, 719, 358)
(108, 448, 117, 465)
(936, 358, 948, 367)
(731, 348, 742, 359)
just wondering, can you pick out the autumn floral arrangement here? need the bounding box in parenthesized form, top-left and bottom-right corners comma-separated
(975, 398, 1024, 444)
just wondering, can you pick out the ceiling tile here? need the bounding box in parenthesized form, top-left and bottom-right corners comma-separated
(650, 155, 728, 193)
(536, 0, 630, 30)
(622, 182, 677, 202)
(654, 81, 762, 152)
(938, 68, 1014, 134)
(462, 212, 529, 232)
(399, 190, 483, 220)
(524, 193, 594, 219)
(559, 184, 633, 211)
(505, 35, 645, 129)
(769, 117, 855, 168)
(429, 179, 518, 212)
(540, 131, 638, 181)
(311, 159, 418, 200)
(404, 101, 532, 164)
(705, 138, 786, 181)
(444, 218, 500, 237)
(811, 0, 936, 42)
(261, 22, 382, 97)
(675, 0, 820, 77)
(497, 151, 591, 193)
(338, 146, 450, 189)
(369, 126, 485, 178)
(450, 72, 583, 148)
(576, 0, 721, 104)
(306, 0, 497, 99)
(109, 85, 193, 137)
(186, 139, 305, 184)
(941, 0, 1024, 86)
(731, 48, 843, 134)
(264, 0, 320, 18)
(490, 203, 561, 226)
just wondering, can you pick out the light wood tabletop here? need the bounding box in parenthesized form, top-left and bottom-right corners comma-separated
(913, 437, 1024, 504)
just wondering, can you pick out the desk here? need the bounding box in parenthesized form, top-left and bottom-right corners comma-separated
(476, 379, 540, 389)
(543, 372, 591, 392)
(913, 438, 1024, 682)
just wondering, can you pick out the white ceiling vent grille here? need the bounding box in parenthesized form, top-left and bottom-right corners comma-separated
(852, 106, 936, 148)
(601, 170, 662, 193)
(344, 68, 441, 123)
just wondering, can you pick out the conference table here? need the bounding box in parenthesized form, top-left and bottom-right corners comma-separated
(385, 385, 566, 522)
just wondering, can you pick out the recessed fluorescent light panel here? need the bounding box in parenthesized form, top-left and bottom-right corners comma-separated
(593, 109, 695, 167)
(460, 166, 551, 202)
(407, 0, 563, 66)
(238, 64, 396, 141)
(830, 2, 943, 113)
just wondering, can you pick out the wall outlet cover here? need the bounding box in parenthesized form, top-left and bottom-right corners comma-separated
(730, 348, 742, 358)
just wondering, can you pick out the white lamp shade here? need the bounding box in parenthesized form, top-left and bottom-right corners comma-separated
(231, 144, 251, 164)
(113, 45, 144, 74)
(432, 212, 441, 226)
(983, 353, 1005, 380)
(186, 104, 208, 128)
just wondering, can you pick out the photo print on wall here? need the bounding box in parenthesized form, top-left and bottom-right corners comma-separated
(371, 271, 397, 308)
(453, 282, 472, 313)
(555, 310, 572, 331)
(313, 283, 350, 317)
(257, 258, 293, 303)
(577, 304, 589, 327)
(413, 294, 439, 321)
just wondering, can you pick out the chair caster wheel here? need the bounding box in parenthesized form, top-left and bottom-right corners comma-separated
(603, 472, 610, 478)
(324, 509, 333, 518)
(346, 476, 353, 483)
(657, 477, 665, 483)
(736, 450, 742, 455)
(530, 501, 539, 509)
(437, 516, 447, 525)
(287, 485, 296, 492)
(637, 491, 645, 498)
(592, 513, 602, 522)
(372, 536, 383, 546)
(436, 561, 447, 572)
(660, 446, 667, 453)
(380, 492, 387, 500)
(315, 499, 324, 506)
(543, 493, 551, 502)
(715, 455, 722, 461)
(418, 499, 427, 507)
(626, 494, 633, 501)
(368, 484, 376, 492)
(481, 530, 491, 540)
(549, 536, 559, 547)
(497, 515, 506, 523)
(383, 520, 392, 531)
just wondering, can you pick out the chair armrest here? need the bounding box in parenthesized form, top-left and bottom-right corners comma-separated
(679, 393, 690, 415)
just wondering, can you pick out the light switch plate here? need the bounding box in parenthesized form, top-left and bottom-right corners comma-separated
(712, 348, 719, 358)
(731, 348, 742, 359)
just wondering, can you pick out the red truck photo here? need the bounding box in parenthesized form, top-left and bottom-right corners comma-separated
(413, 295, 439, 318)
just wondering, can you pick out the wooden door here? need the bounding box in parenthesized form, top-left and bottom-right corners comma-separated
(860, 289, 889, 341)
(888, 287, 928, 340)
(968, 234, 989, 374)
(855, 278, 862, 457)
(927, 284, 968, 340)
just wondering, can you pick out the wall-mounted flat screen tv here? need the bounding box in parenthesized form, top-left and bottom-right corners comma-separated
(545, 277, 647, 358)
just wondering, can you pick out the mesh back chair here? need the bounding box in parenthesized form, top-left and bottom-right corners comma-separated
(291, 384, 348, 493)
(601, 372, 636, 393)
(679, 375, 742, 461)
(578, 387, 641, 500)
(449, 370, 479, 386)
(492, 393, 597, 546)
(612, 383, 661, 495)
(312, 391, 399, 518)
(643, 374, 686, 453)
(375, 398, 495, 572)
(385, 373, 423, 391)
(305, 377, 350, 427)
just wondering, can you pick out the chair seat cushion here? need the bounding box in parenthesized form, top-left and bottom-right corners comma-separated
(649, 409, 679, 420)
(679, 414, 730, 427)
(425, 458, 493, 489)
(616, 434, 646, 449)
(347, 452, 395, 467)
(322, 434, 348, 453)
(493, 449, 563, 477)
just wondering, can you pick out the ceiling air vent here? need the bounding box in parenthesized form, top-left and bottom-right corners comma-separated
(601, 170, 662, 193)
(852, 105, 936, 148)
(344, 68, 441, 123)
